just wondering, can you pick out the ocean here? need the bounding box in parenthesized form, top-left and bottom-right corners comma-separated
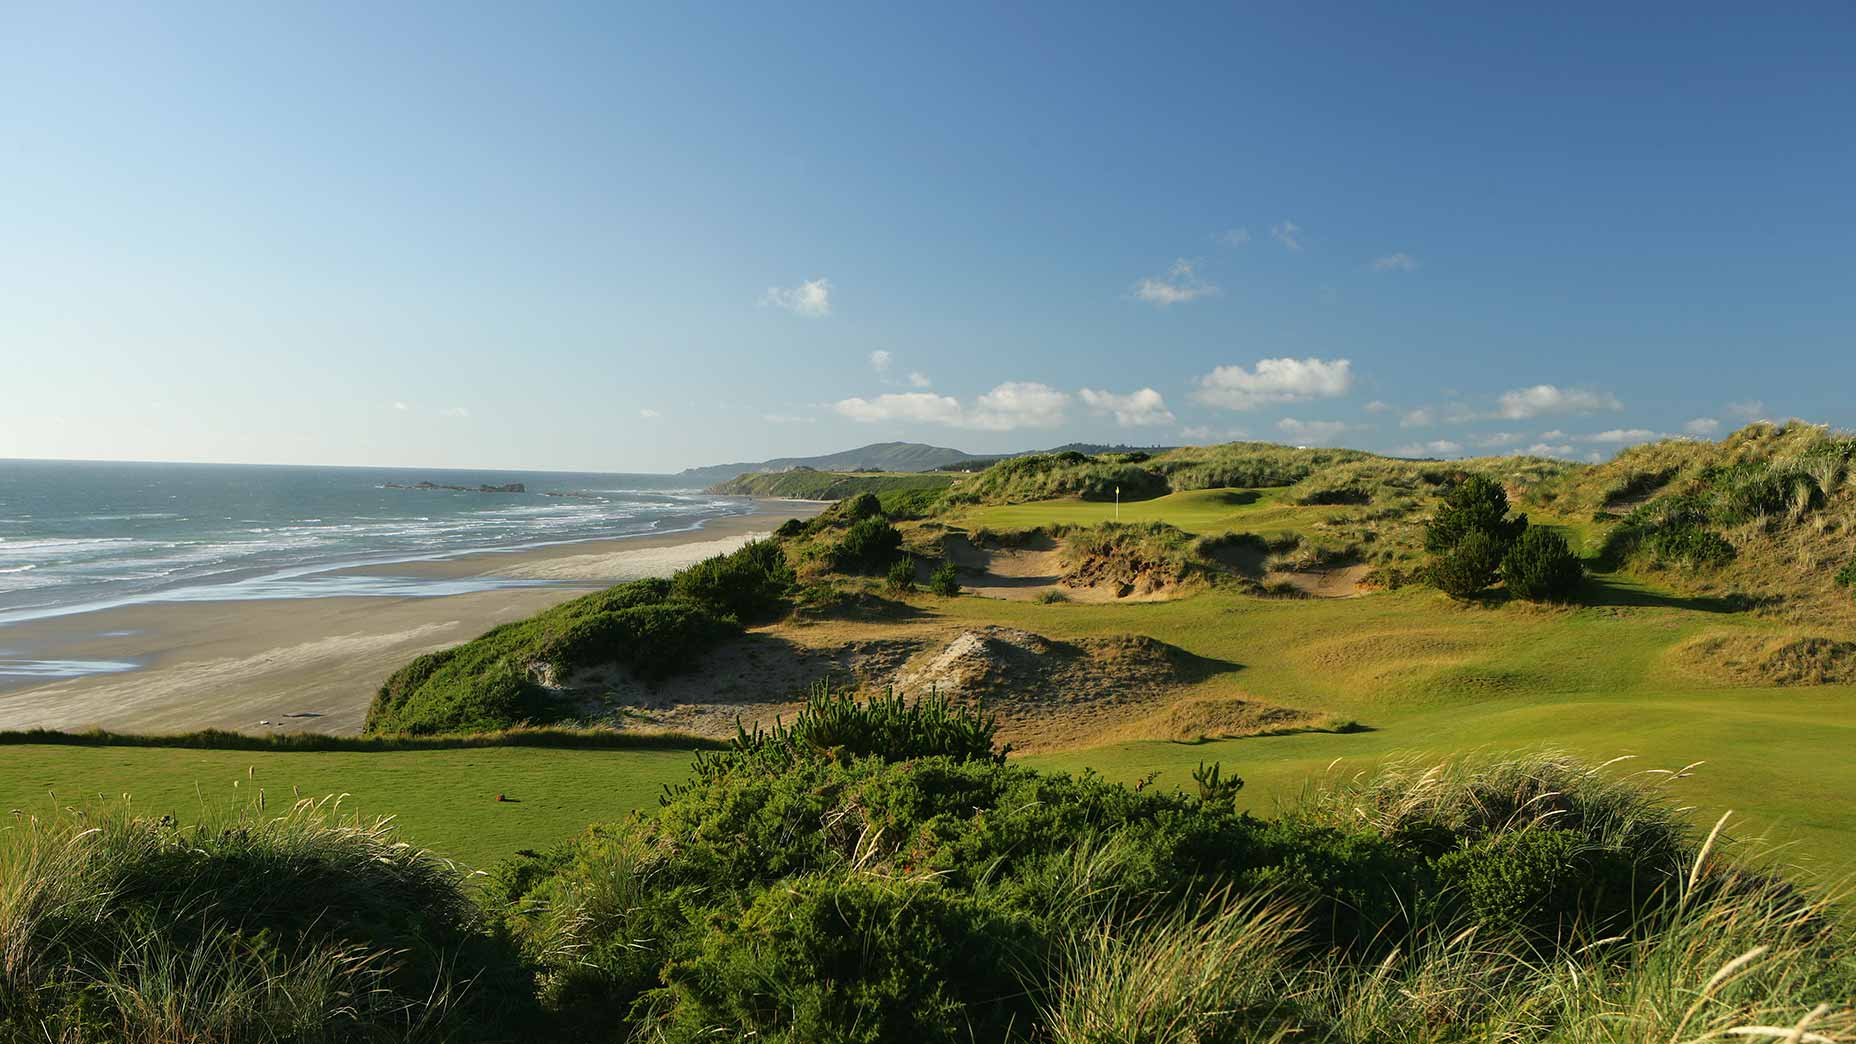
(0, 459, 747, 677)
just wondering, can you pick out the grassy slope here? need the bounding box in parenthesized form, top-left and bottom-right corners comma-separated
(0, 744, 701, 871)
(706, 469, 954, 500)
(7, 577, 1852, 875)
(7, 447, 1852, 876)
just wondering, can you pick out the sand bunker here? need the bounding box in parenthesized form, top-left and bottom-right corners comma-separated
(1670, 631, 1856, 687)
(1099, 696, 1330, 744)
(572, 624, 1236, 750)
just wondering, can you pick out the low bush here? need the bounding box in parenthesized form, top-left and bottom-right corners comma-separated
(825, 515, 904, 573)
(667, 538, 793, 620)
(928, 560, 961, 596)
(1650, 523, 1737, 568)
(886, 556, 917, 593)
(1425, 475, 1527, 554)
(1833, 559, 1856, 592)
(1501, 527, 1585, 602)
(1430, 529, 1505, 598)
(0, 798, 534, 1043)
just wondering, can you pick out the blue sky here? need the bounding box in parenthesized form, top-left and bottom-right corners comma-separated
(3, 3, 1851, 472)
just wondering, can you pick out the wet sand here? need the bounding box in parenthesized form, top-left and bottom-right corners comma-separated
(0, 500, 826, 735)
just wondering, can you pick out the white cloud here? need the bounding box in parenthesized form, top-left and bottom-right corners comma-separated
(1220, 227, 1250, 246)
(763, 413, 815, 424)
(1495, 385, 1623, 420)
(1363, 400, 1391, 414)
(971, 382, 1070, 430)
(833, 382, 1070, 431)
(441, 406, 470, 418)
(639, 408, 661, 419)
(1396, 439, 1464, 457)
(1473, 431, 1524, 448)
(1684, 417, 1721, 436)
(1079, 387, 1176, 427)
(1133, 259, 1217, 305)
(1727, 400, 1766, 420)
(1581, 428, 1661, 445)
(761, 277, 832, 317)
(1276, 417, 1355, 445)
(869, 349, 892, 373)
(392, 401, 409, 411)
(1180, 425, 1249, 442)
(1271, 220, 1304, 252)
(907, 371, 932, 388)
(1194, 357, 1353, 411)
(1400, 407, 1435, 428)
(1371, 252, 1418, 271)
(1540, 429, 1567, 440)
(835, 391, 964, 426)
(1525, 442, 1577, 458)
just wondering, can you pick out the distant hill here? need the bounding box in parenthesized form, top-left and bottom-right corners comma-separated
(679, 441, 1181, 484)
(676, 442, 989, 485)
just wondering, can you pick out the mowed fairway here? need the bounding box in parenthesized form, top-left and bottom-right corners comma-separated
(4, 489, 1853, 878)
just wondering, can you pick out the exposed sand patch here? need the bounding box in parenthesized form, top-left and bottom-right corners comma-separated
(1669, 631, 1856, 687)
(1265, 563, 1373, 599)
(490, 532, 770, 581)
(940, 533, 1181, 603)
(1096, 696, 1332, 745)
(0, 620, 467, 733)
(570, 624, 1236, 751)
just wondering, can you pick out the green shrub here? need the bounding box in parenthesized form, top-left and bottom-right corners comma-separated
(826, 516, 903, 573)
(1425, 476, 1527, 554)
(1650, 523, 1737, 568)
(668, 538, 793, 620)
(886, 556, 917, 593)
(1, 799, 534, 1042)
(1036, 588, 1068, 604)
(1833, 559, 1856, 592)
(1429, 529, 1504, 598)
(1501, 527, 1585, 602)
(840, 491, 884, 520)
(1432, 828, 1647, 941)
(652, 874, 1037, 1044)
(928, 560, 961, 596)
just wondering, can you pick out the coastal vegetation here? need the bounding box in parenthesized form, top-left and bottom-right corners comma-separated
(7, 423, 1856, 1039)
(3, 695, 1850, 1042)
(705, 467, 954, 512)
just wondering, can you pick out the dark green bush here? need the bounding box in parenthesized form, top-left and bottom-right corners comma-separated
(826, 516, 903, 573)
(668, 538, 793, 621)
(1501, 527, 1585, 602)
(1650, 523, 1737, 568)
(840, 491, 885, 521)
(1430, 529, 1505, 599)
(928, 560, 961, 596)
(653, 874, 1037, 1044)
(886, 556, 917, 593)
(1432, 828, 1647, 942)
(1836, 560, 1856, 592)
(1425, 475, 1527, 554)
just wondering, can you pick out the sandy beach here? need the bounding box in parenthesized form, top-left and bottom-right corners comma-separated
(0, 500, 826, 735)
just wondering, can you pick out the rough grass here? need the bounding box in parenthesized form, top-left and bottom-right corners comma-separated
(705, 468, 954, 502)
(0, 795, 533, 1042)
(1669, 631, 1856, 687)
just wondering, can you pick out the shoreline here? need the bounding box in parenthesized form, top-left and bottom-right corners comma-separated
(0, 499, 826, 735)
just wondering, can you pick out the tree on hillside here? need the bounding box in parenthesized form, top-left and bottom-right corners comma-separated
(1425, 476, 1528, 554)
(1502, 528, 1586, 602)
(1431, 529, 1506, 599)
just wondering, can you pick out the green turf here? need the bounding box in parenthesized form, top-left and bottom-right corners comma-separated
(5, 488, 1851, 878)
(0, 744, 700, 871)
